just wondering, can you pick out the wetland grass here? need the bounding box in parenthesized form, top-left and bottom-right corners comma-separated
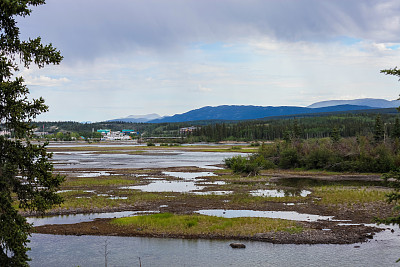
(62, 176, 140, 187)
(313, 186, 388, 205)
(57, 191, 165, 210)
(111, 213, 303, 236)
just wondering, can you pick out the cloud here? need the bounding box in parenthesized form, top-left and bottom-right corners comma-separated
(18, 0, 400, 63)
(24, 75, 70, 87)
(14, 0, 400, 122)
(198, 84, 212, 92)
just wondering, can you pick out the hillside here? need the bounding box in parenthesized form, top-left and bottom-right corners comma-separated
(148, 104, 376, 123)
(307, 98, 400, 109)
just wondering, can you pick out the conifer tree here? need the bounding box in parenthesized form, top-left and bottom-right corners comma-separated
(373, 114, 384, 142)
(392, 117, 400, 139)
(0, 1, 64, 265)
(380, 68, 400, 263)
(292, 118, 301, 140)
(330, 127, 341, 143)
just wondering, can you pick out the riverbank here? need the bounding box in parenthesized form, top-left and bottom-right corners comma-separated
(33, 215, 383, 245)
(27, 143, 396, 246)
(30, 166, 394, 245)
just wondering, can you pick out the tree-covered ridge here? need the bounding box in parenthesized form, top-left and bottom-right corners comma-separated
(28, 112, 400, 142)
(188, 113, 400, 142)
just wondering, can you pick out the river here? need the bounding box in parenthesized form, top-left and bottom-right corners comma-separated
(28, 226, 400, 267)
(27, 143, 400, 266)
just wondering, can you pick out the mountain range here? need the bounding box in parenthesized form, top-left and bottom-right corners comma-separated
(307, 98, 400, 108)
(108, 98, 400, 123)
(108, 113, 163, 123)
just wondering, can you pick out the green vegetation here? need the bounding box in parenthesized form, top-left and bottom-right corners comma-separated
(57, 190, 163, 210)
(188, 113, 400, 142)
(377, 169, 400, 224)
(226, 135, 400, 174)
(0, 2, 64, 265)
(313, 187, 387, 205)
(0, 0, 63, 266)
(111, 213, 302, 236)
(63, 176, 139, 187)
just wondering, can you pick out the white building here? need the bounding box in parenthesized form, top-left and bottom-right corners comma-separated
(98, 130, 131, 141)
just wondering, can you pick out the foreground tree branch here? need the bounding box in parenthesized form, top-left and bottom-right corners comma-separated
(0, 1, 64, 265)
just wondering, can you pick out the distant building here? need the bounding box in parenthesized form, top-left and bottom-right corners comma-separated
(97, 129, 111, 134)
(179, 126, 198, 134)
(122, 129, 136, 135)
(97, 129, 132, 141)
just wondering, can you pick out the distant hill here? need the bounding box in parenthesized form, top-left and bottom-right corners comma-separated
(108, 113, 163, 123)
(107, 98, 399, 124)
(148, 104, 376, 123)
(307, 98, 400, 109)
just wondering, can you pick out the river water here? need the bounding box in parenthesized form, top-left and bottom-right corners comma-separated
(52, 150, 243, 169)
(27, 143, 400, 266)
(28, 226, 400, 267)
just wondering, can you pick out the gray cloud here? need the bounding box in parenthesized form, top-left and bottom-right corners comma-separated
(17, 0, 400, 62)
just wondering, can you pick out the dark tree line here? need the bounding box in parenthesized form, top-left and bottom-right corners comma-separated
(189, 113, 400, 142)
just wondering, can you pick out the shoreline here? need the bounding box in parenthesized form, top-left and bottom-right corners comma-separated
(25, 157, 395, 246)
(32, 217, 383, 245)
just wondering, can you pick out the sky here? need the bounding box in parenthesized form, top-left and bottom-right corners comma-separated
(15, 0, 400, 122)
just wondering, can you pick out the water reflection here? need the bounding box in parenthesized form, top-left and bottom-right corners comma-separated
(190, 191, 233, 195)
(250, 189, 311, 197)
(28, 226, 400, 267)
(120, 180, 205, 192)
(163, 171, 216, 180)
(52, 150, 244, 169)
(76, 171, 115, 177)
(27, 211, 157, 226)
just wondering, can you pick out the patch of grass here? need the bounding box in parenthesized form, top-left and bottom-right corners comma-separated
(313, 186, 388, 205)
(57, 191, 164, 210)
(111, 213, 302, 236)
(63, 176, 139, 187)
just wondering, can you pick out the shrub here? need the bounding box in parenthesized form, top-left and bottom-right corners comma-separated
(373, 144, 395, 172)
(305, 147, 336, 170)
(250, 142, 260, 147)
(279, 148, 299, 169)
(224, 155, 263, 175)
(225, 136, 400, 174)
(250, 154, 276, 169)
